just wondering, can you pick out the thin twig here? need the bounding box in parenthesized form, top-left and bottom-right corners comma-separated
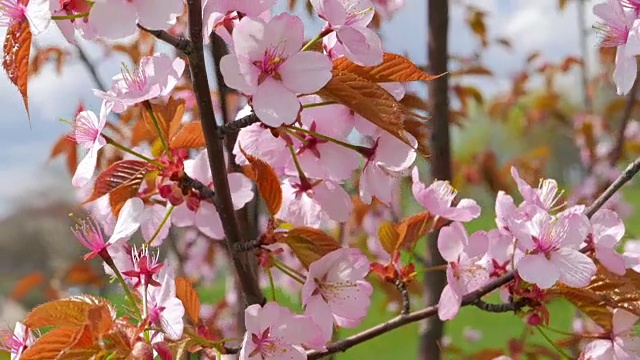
(218, 112, 261, 138)
(180, 174, 215, 201)
(307, 156, 640, 359)
(184, 0, 265, 307)
(137, 24, 194, 55)
(609, 79, 639, 165)
(75, 42, 107, 91)
(472, 298, 526, 313)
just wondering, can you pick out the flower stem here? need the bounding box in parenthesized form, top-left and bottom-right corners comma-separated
(301, 101, 337, 109)
(51, 12, 89, 20)
(271, 256, 306, 285)
(107, 259, 142, 320)
(301, 28, 333, 52)
(535, 326, 572, 360)
(103, 135, 164, 167)
(287, 144, 308, 183)
(146, 206, 174, 246)
(267, 268, 277, 302)
(284, 126, 361, 153)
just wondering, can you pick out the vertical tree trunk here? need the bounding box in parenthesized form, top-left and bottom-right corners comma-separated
(419, 1, 450, 359)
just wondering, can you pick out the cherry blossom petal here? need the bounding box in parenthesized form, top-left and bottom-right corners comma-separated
(253, 78, 300, 126)
(195, 203, 224, 239)
(614, 50, 637, 96)
(89, 0, 137, 40)
(613, 308, 639, 335)
(597, 245, 627, 276)
(108, 198, 144, 244)
(337, 25, 383, 66)
(313, 181, 352, 223)
(72, 144, 101, 187)
(220, 54, 256, 95)
(141, 204, 172, 246)
(133, 0, 182, 30)
(517, 253, 559, 289)
(229, 173, 254, 209)
(263, 13, 304, 58)
(26, 0, 51, 35)
(550, 248, 596, 288)
(171, 204, 195, 227)
(437, 222, 465, 262)
(279, 51, 333, 94)
(438, 284, 462, 320)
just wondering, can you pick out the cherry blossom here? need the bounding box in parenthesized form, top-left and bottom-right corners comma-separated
(140, 202, 172, 246)
(95, 53, 186, 114)
(143, 265, 185, 341)
(508, 207, 596, 289)
(172, 150, 254, 239)
(589, 209, 627, 275)
(240, 302, 322, 360)
(88, 0, 184, 40)
(0, 0, 50, 35)
(220, 13, 333, 126)
(276, 177, 352, 227)
(581, 309, 640, 359)
(70, 101, 112, 187)
(122, 246, 164, 289)
(372, 0, 405, 18)
(302, 248, 373, 343)
(202, 0, 275, 45)
(311, 0, 383, 65)
(412, 167, 481, 222)
(510, 166, 563, 211)
(0, 322, 36, 360)
(594, 0, 640, 95)
(50, 0, 93, 43)
(437, 222, 489, 320)
(360, 131, 417, 204)
(72, 198, 144, 260)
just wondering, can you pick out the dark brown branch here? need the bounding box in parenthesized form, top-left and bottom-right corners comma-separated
(218, 112, 261, 138)
(180, 174, 215, 201)
(137, 24, 194, 55)
(421, 0, 450, 359)
(472, 298, 526, 313)
(307, 156, 640, 359)
(184, 0, 265, 307)
(75, 43, 107, 91)
(233, 238, 262, 253)
(609, 79, 639, 165)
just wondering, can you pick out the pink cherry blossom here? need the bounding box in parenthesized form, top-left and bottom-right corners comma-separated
(202, 0, 275, 45)
(276, 177, 352, 227)
(0, 0, 50, 35)
(143, 265, 185, 341)
(220, 13, 333, 126)
(70, 101, 112, 187)
(50, 0, 93, 44)
(360, 131, 416, 204)
(95, 53, 185, 114)
(172, 150, 254, 239)
(581, 309, 640, 359)
(311, 0, 383, 66)
(437, 222, 489, 320)
(72, 198, 143, 260)
(486, 228, 520, 278)
(140, 202, 172, 246)
(122, 246, 164, 289)
(88, 0, 183, 40)
(0, 322, 36, 360)
(510, 167, 563, 211)
(240, 302, 322, 360)
(302, 248, 373, 343)
(623, 239, 640, 272)
(372, 0, 405, 18)
(412, 167, 481, 222)
(590, 209, 627, 275)
(508, 208, 596, 289)
(594, 0, 640, 95)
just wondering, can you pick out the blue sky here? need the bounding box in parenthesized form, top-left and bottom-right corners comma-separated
(0, 0, 598, 218)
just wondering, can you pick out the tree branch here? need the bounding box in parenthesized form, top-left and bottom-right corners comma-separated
(75, 42, 107, 92)
(179, 173, 215, 201)
(307, 156, 640, 359)
(609, 79, 639, 165)
(394, 279, 411, 315)
(184, 0, 265, 307)
(218, 111, 261, 138)
(472, 298, 526, 313)
(137, 24, 194, 56)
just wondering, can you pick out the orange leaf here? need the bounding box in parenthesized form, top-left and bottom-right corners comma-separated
(333, 53, 440, 83)
(319, 69, 409, 145)
(283, 227, 341, 269)
(24, 295, 116, 330)
(21, 327, 78, 360)
(466, 8, 487, 47)
(175, 278, 201, 324)
(109, 180, 141, 216)
(395, 211, 431, 251)
(9, 272, 44, 301)
(238, 145, 282, 215)
(84, 160, 148, 204)
(170, 121, 206, 149)
(3, 19, 31, 118)
(450, 65, 493, 77)
(377, 221, 399, 255)
(50, 135, 78, 175)
(141, 97, 185, 144)
(63, 262, 104, 287)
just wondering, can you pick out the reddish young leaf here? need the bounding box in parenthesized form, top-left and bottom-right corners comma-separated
(21, 327, 79, 360)
(466, 7, 488, 47)
(319, 69, 410, 145)
(49, 135, 78, 175)
(394, 211, 432, 251)
(238, 145, 283, 215)
(283, 227, 341, 269)
(333, 53, 440, 83)
(170, 121, 206, 149)
(141, 97, 185, 144)
(9, 272, 44, 301)
(175, 277, 201, 324)
(83, 160, 149, 204)
(109, 180, 141, 216)
(24, 295, 116, 330)
(3, 19, 31, 118)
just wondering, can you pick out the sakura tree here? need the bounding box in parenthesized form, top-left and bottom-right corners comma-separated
(2, 0, 640, 359)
